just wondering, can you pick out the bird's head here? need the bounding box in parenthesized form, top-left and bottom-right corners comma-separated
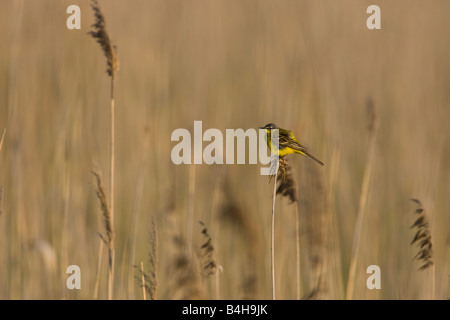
(259, 123, 278, 132)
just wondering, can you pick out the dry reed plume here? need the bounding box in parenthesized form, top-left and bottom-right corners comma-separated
(88, 0, 119, 300)
(148, 217, 159, 299)
(199, 221, 221, 299)
(199, 221, 217, 277)
(410, 198, 435, 299)
(410, 199, 434, 271)
(92, 170, 113, 241)
(276, 158, 297, 203)
(92, 169, 114, 299)
(88, 0, 119, 80)
(135, 217, 159, 299)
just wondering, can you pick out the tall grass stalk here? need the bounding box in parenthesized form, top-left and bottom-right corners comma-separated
(140, 261, 146, 300)
(292, 200, 301, 299)
(271, 159, 280, 300)
(187, 165, 196, 256)
(88, 0, 119, 300)
(0, 186, 3, 221)
(0, 129, 5, 219)
(0, 128, 5, 154)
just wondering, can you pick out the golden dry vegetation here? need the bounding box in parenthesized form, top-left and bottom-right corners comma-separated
(0, 0, 449, 299)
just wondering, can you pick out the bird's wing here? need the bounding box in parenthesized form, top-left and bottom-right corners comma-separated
(278, 130, 325, 166)
(279, 132, 307, 152)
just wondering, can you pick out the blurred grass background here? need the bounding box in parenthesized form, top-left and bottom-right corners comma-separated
(0, 0, 449, 299)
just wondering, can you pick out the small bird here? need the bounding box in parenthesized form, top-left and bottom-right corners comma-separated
(259, 123, 324, 166)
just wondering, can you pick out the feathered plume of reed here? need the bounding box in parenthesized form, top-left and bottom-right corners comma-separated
(135, 218, 158, 300)
(410, 198, 435, 298)
(199, 221, 217, 277)
(199, 221, 222, 299)
(92, 170, 113, 241)
(276, 158, 297, 203)
(92, 169, 114, 299)
(88, 0, 119, 80)
(410, 199, 434, 271)
(88, 0, 119, 300)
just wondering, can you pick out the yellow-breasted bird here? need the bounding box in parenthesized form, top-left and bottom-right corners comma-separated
(259, 123, 324, 166)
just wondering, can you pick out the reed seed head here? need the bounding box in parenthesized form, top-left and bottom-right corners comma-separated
(276, 158, 298, 203)
(92, 170, 114, 244)
(410, 198, 434, 271)
(88, 0, 119, 79)
(199, 221, 217, 277)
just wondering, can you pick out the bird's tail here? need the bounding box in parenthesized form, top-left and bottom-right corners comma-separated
(297, 150, 324, 166)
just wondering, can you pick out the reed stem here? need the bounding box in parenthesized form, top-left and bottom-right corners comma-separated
(108, 75, 116, 301)
(271, 160, 280, 300)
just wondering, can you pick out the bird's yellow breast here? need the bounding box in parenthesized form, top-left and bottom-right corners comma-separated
(265, 130, 297, 157)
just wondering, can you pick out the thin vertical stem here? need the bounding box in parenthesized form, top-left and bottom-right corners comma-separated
(88, 0, 118, 300)
(294, 201, 301, 300)
(0, 128, 6, 154)
(108, 78, 115, 300)
(431, 264, 435, 300)
(187, 165, 196, 256)
(271, 160, 280, 300)
(140, 261, 146, 300)
(215, 268, 220, 300)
